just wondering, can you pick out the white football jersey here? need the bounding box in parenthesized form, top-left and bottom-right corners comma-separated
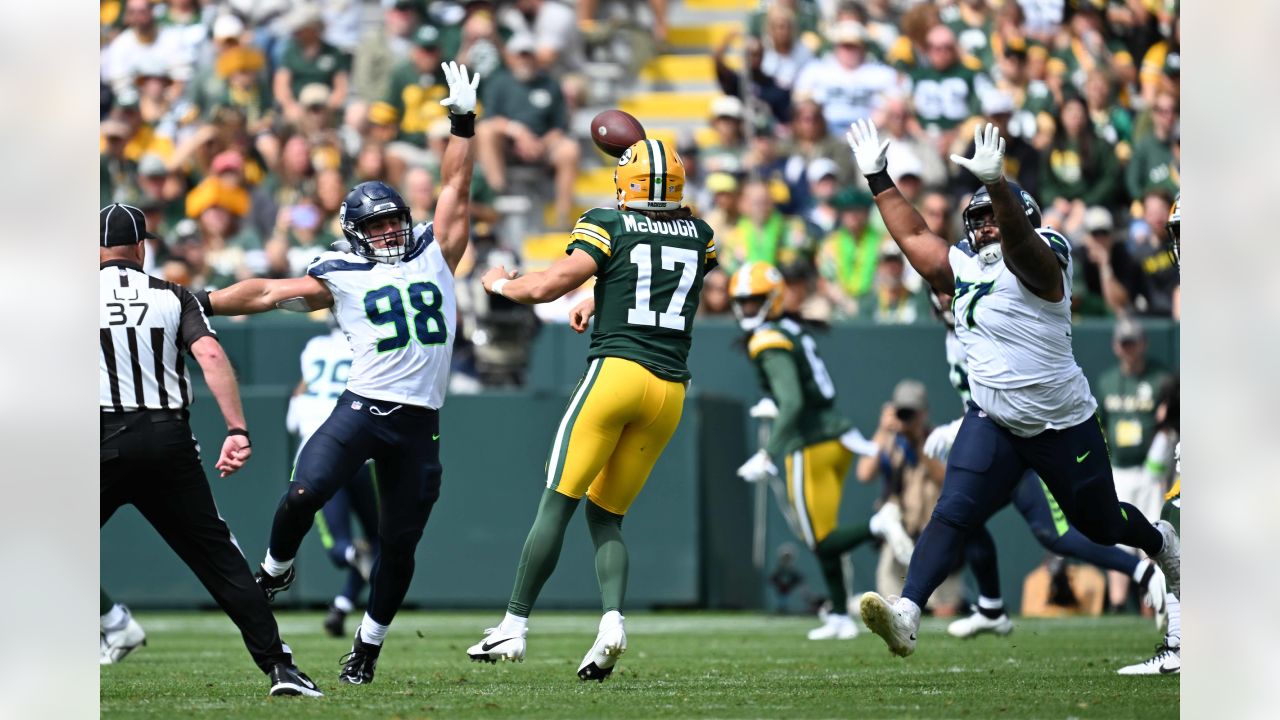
(306, 222, 456, 409)
(292, 328, 353, 443)
(948, 228, 1097, 436)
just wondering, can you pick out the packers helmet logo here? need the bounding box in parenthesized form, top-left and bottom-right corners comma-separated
(617, 146, 634, 166)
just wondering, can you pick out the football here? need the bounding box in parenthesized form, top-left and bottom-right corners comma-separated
(590, 109, 647, 157)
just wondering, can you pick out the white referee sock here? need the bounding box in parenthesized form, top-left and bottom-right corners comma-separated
(262, 551, 293, 577)
(359, 613, 390, 646)
(101, 603, 128, 632)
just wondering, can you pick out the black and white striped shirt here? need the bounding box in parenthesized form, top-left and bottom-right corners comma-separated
(99, 260, 216, 412)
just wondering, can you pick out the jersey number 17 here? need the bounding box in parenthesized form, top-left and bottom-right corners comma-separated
(625, 243, 699, 331)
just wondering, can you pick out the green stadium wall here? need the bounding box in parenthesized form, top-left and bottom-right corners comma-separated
(102, 316, 1178, 614)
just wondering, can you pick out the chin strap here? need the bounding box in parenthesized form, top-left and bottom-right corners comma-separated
(977, 243, 1003, 265)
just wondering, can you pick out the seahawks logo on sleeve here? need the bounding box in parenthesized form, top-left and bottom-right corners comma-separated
(1037, 228, 1071, 269)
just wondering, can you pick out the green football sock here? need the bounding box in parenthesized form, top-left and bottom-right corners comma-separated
(101, 587, 113, 616)
(813, 522, 873, 613)
(507, 490, 580, 618)
(585, 500, 628, 613)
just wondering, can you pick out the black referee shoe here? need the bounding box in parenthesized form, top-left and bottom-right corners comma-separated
(268, 664, 323, 697)
(255, 565, 295, 603)
(338, 631, 381, 685)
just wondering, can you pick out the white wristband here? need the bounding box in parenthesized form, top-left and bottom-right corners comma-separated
(491, 278, 510, 297)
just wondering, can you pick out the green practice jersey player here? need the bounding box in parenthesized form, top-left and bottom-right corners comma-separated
(729, 262, 915, 641)
(467, 138, 716, 681)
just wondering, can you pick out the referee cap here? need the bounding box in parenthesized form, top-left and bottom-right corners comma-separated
(101, 203, 161, 247)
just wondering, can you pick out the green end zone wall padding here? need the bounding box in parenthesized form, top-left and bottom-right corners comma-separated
(103, 316, 1177, 611)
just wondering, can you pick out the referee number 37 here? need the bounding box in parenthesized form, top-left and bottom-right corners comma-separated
(106, 301, 149, 325)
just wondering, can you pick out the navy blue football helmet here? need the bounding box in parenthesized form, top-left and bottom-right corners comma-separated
(339, 181, 415, 264)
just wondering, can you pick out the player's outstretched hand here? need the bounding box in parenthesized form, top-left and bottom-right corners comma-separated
(217, 435, 252, 478)
(950, 122, 1006, 184)
(736, 449, 778, 483)
(846, 119, 890, 176)
(569, 297, 596, 333)
(440, 61, 480, 115)
(481, 265, 519, 294)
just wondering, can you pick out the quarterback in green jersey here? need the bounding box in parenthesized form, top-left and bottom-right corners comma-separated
(469, 138, 716, 680)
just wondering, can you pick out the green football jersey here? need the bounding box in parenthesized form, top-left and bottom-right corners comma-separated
(567, 208, 717, 382)
(747, 318, 853, 457)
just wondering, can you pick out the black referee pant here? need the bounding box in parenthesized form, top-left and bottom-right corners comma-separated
(101, 410, 292, 674)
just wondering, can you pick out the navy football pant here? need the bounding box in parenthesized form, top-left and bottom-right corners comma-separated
(316, 462, 380, 605)
(963, 471, 1140, 600)
(269, 391, 441, 626)
(903, 403, 1163, 608)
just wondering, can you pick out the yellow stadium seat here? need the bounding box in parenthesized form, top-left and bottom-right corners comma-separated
(683, 0, 758, 11)
(619, 91, 721, 121)
(639, 55, 736, 84)
(667, 23, 742, 51)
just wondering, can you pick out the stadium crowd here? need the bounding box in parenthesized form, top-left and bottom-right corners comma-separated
(99, 0, 1179, 325)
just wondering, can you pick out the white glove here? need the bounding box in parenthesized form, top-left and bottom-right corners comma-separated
(439, 61, 480, 115)
(749, 397, 778, 420)
(737, 449, 778, 483)
(950, 122, 1006, 184)
(924, 417, 963, 462)
(846, 119, 890, 176)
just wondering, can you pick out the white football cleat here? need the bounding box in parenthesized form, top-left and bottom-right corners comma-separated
(947, 609, 1014, 638)
(1117, 643, 1180, 675)
(807, 613, 859, 640)
(871, 503, 915, 566)
(859, 592, 919, 657)
(578, 611, 627, 681)
(467, 625, 526, 663)
(100, 614, 146, 665)
(1151, 520, 1180, 600)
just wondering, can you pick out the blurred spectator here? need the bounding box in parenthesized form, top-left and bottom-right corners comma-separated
(455, 10, 506, 82)
(1046, 4, 1134, 99)
(950, 91, 1041, 202)
(859, 0, 902, 58)
(211, 46, 274, 135)
(1116, 190, 1178, 317)
(273, 4, 351, 127)
(1082, 70, 1132, 158)
(401, 166, 437, 225)
(188, 14, 264, 117)
(106, 89, 177, 163)
(941, 0, 997, 70)
(857, 381, 956, 613)
(296, 83, 340, 138)
(1096, 317, 1171, 610)
(698, 269, 732, 317)
(802, 158, 841, 233)
(1019, 0, 1066, 43)
(743, 115, 791, 203)
(264, 194, 338, 277)
(794, 21, 901, 137)
(817, 188, 882, 318)
(908, 24, 989, 156)
(319, 0, 363, 52)
(101, 0, 195, 94)
(701, 172, 743, 252)
(186, 150, 251, 219)
(992, 43, 1057, 149)
(873, 94, 948, 190)
(857, 243, 929, 324)
(918, 190, 956, 245)
(701, 95, 748, 177)
(747, 0, 820, 41)
(1126, 90, 1179, 201)
(133, 56, 181, 129)
(1039, 95, 1119, 233)
(887, 151, 925, 205)
(1139, 16, 1179, 109)
(350, 0, 422, 103)
(499, 0, 579, 75)
(781, 100, 856, 194)
(723, 179, 816, 278)
(1072, 206, 1129, 317)
(759, 2, 814, 92)
(476, 32, 580, 228)
(713, 31, 793, 125)
(136, 153, 187, 229)
(385, 24, 446, 144)
(101, 118, 138, 206)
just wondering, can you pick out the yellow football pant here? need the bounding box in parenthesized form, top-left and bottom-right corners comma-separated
(545, 357, 686, 515)
(784, 439, 854, 549)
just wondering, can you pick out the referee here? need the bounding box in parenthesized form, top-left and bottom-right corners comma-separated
(99, 204, 322, 698)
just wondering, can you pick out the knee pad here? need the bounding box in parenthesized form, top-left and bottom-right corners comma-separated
(930, 496, 980, 533)
(282, 484, 325, 516)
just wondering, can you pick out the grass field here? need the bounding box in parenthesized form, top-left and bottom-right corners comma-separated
(101, 611, 1178, 719)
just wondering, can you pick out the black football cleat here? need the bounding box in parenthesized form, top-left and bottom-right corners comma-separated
(255, 565, 295, 603)
(268, 664, 323, 697)
(322, 605, 347, 638)
(338, 631, 381, 685)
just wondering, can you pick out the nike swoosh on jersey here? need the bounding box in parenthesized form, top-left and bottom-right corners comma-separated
(481, 637, 516, 652)
(432, 433, 440, 440)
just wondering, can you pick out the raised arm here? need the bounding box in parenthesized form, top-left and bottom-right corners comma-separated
(480, 249, 597, 304)
(433, 62, 481, 273)
(951, 123, 1063, 301)
(847, 120, 953, 294)
(205, 275, 333, 316)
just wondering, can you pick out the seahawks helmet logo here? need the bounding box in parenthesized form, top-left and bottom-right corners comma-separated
(617, 147, 633, 166)
(1020, 191, 1034, 215)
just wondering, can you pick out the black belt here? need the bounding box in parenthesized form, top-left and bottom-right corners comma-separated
(100, 408, 188, 424)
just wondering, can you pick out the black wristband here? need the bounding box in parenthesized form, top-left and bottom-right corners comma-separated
(450, 112, 476, 138)
(866, 170, 895, 196)
(227, 428, 251, 446)
(193, 289, 213, 315)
